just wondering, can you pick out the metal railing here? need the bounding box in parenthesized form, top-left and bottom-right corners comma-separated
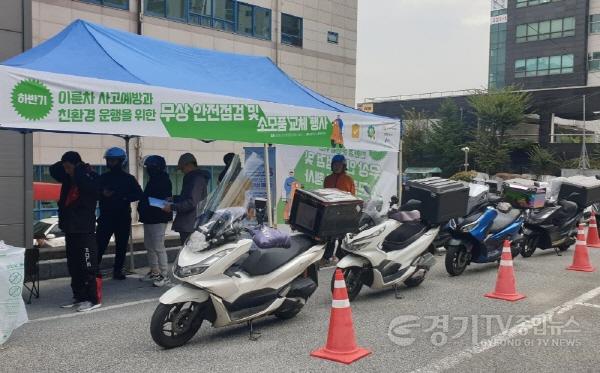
(363, 88, 484, 103)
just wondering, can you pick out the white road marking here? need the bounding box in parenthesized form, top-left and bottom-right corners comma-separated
(410, 285, 600, 373)
(577, 302, 600, 310)
(28, 298, 159, 323)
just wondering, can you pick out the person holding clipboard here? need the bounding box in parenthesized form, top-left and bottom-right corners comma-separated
(138, 155, 172, 287)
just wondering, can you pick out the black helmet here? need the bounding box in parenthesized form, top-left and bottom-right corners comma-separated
(144, 155, 166, 171)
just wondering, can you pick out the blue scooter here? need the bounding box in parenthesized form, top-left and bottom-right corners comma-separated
(444, 200, 524, 276)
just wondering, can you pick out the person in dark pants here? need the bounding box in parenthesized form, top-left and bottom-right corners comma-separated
(138, 155, 172, 287)
(96, 147, 143, 280)
(50, 151, 101, 312)
(163, 153, 210, 245)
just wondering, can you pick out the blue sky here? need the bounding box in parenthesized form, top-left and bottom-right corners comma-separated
(355, 0, 490, 102)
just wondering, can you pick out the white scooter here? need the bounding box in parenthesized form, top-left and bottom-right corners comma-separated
(150, 206, 325, 348)
(335, 198, 438, 301)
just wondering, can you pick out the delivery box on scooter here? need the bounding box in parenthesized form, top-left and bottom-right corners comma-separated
(289, 188, 363, 240)
(402, 177, 469, 224)
(558, 175, 600, 208)
(502, 178, 546, 209)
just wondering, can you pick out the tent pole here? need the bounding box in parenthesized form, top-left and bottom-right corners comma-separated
(264, 144, 274, 227)
(397, 125, 403, 201)
(123, 135, 136, 272)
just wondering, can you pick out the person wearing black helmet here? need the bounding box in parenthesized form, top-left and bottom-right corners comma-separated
(137, 155, 172, 287)
(50, 151, 102, 312)
(96, 147, 143, 280)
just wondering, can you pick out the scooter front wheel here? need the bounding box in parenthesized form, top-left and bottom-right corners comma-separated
(521, 236, 538, 258)
(445, 245, 468, 276)
(150, 302, 204, 349)
(331, 267, 363, 301)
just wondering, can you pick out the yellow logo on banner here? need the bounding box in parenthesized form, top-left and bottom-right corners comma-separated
(352, 124, 360, 139)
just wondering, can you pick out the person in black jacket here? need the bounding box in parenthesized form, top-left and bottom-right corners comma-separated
(96, 147, 143, 280)
(137, 155, 172, 287)
(50, 151, 101, 312)
(163, 153, 210, 245)
(218, 152, 235, 183)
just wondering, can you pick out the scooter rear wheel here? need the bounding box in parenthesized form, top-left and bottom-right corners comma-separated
(445, 245, 468, 276)
(274, 303, 304, 320)
(150, 302, 204, 349)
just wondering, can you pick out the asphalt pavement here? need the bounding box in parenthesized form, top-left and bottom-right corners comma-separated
(3, 246, 600, 372)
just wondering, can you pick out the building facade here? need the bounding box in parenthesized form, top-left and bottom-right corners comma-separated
(0, 0, 33, 247)
(489, 0, 600, 90)
(25, 0, 358, 219)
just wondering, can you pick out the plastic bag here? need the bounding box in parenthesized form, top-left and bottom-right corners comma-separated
(250, 226, 291, 249)
(0, 241, 28, 345)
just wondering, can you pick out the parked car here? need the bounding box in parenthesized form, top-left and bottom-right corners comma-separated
(33, 217, 65, 248)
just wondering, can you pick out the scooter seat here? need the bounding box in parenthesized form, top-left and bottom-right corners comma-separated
(241, 235, 314, 276)
(382, 222, 427, 252)
(489, 209, 521, 233)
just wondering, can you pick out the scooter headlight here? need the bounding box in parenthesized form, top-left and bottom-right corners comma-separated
(174, 263, 209, 278)
(344, 226, 385, 251)
(174, 248, 235, 278)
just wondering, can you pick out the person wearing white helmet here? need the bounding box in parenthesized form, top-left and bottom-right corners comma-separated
(96, 147, 143, 280)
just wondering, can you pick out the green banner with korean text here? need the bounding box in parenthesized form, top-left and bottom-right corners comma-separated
(0, 66, 400, 152)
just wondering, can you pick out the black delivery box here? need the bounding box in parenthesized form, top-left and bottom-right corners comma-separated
(403, 177, 469, 224)
(289, 188, 363, 240)
(558, 176, 600, 208)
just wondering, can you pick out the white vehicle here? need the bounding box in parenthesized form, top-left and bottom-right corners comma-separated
(150, 154, 326, 349)
(335, 198, 438, 301)
(33, 217, 65, 248)
(150, 208, 325, 348)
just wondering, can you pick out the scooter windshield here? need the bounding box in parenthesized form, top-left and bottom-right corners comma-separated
(201, 207, 247, 240)
(195, 152, 264, 227)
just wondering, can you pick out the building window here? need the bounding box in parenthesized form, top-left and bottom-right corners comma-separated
(327, 31, 339, 44)
(589, 52, 600, 71)
(77, 0, 129, 10)
(167, 0, 186, 20)
(142, 165, 224, 195)
(516, 17, 575, 43)
(590, 15, 600, 34)
(281, 13, 303, 47)
(516, 0, 561, 8)
(146, 0, 272, 41)
(489, 16, 507, 89)
(237, 2, 271, 39)
(515, 54, 574, 78)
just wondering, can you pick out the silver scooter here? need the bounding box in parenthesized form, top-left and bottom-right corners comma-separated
(150, 207, 325, 348)
(335, 199, 437, 301)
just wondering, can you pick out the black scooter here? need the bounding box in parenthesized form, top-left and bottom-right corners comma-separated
(520, 194, 586, 257)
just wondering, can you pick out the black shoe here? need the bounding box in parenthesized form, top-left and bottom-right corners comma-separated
(113, 272, 127, 280)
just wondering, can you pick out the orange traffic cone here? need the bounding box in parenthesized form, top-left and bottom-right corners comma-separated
(587, 215, 600, 248)
(311, 269, 371, 364)
(484, 240, 526, 302)
(567, 223, 595, 272)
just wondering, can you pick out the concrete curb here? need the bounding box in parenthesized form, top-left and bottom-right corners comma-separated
(39, 246, 182, 280)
